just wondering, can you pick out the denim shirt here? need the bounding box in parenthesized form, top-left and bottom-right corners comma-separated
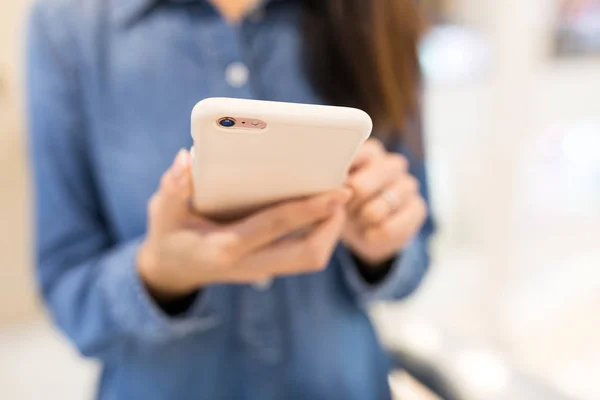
(26, 0, 434, 399)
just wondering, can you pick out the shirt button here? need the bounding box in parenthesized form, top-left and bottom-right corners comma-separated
(252, 278, 272, 291)
(225, 62, 249, 88)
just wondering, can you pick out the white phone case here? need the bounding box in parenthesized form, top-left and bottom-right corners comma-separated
(190, 97, 372, 220)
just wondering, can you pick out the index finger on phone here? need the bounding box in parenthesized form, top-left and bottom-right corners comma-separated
(350, 139, 386, 170)
(225, 188, 352, 255)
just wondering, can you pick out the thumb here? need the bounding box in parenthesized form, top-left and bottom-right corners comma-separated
(154, 148, 195, 226)
(167, 148, 193, 197)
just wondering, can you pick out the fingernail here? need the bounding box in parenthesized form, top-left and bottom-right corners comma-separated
(171, 149, 188, 182)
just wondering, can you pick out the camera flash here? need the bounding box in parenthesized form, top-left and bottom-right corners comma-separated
(251, 121, 260, 126)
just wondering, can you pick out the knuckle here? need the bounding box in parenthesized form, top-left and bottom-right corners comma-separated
(362, 203, 382, 223)
(216, 233, 242, 257)
(407, 176, 420, 193)
(351, 182, 370, 199)
(209, 236, 242, 268)
(389, 154, 408, 171)
(213, 249, 235, 269)
(197, 239, 233, 270)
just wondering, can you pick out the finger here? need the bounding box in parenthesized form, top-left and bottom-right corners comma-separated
(347, 155, 408, 212)
(349, 139, 385, 172)
(143, 230, 214, 293)
(225, 188, 351, 255)
(356, 176, 420, 228)
(149, 149, 205, 230)
(167, 232, 267, 287)
(364, 196, 427, 246)
(162, 148, 193, 200)
(241, 209, 346, 276)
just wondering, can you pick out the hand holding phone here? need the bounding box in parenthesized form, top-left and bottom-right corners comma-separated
(342, 140, 427, 266)
(137, 150, 351, 300)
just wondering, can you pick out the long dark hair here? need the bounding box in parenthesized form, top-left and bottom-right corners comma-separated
(302, 0, 425, 151)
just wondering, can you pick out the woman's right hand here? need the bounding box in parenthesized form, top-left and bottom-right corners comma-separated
(137, 149, 351, 301)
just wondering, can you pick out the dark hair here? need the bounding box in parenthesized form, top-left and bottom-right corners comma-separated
(302, 0, 425, 151)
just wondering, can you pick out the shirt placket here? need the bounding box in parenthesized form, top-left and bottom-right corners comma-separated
(239, 284, 283, 365)
(234, 11, 284, 368)
(190, 3, 285, 395)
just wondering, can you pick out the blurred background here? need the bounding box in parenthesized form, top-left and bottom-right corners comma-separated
(1, 0, 599, 399)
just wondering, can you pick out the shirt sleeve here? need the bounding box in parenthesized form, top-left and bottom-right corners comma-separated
(336, 142, 435, 307)
(26, 1, 219, 363)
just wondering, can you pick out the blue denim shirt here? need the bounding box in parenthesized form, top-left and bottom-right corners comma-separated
(26, 0, 434, 399)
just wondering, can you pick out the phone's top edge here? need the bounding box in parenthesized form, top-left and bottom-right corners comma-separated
(191, 97, 373, 140)
(192, 97, 372, 122)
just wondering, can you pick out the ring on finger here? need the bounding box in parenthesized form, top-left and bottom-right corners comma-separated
(381, 189, 400, 212)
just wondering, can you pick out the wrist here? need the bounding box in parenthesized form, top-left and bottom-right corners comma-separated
(352, 251, 397, 269)
(349, 247, 398, 269)
(137, 239, 197, 302)
(350, 251, 397, 285)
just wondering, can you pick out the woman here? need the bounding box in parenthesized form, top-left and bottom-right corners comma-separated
(26, 0, 434, 399)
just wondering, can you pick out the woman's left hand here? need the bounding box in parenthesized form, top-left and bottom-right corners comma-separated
(342, 139, 427, 266)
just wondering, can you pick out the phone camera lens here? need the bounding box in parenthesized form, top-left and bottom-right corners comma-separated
(219, 118, 236, 127)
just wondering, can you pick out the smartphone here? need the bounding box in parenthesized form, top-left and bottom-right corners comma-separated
(190, 97, 372, 221)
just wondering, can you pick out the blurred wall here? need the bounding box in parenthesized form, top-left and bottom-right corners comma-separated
(0, 0, 39, 325)
(416, 1, 600, 397)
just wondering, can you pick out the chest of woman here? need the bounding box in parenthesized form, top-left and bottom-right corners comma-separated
(80, 2, 321, 240)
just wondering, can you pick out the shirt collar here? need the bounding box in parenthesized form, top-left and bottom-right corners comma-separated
(115, 0, 192, 25)
(115, 0, 273, 26)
